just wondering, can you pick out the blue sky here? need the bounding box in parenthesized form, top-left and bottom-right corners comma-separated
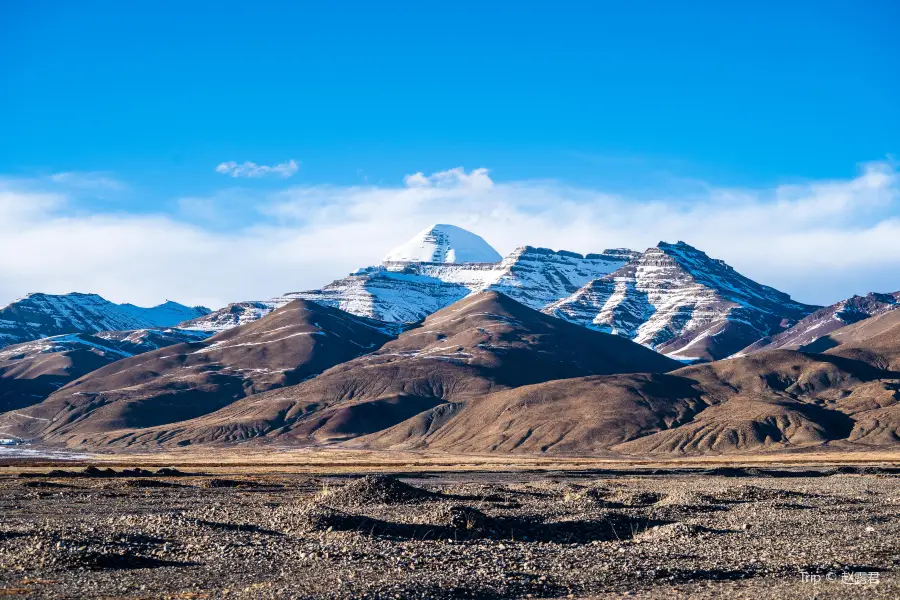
(0, 1, 898, 308)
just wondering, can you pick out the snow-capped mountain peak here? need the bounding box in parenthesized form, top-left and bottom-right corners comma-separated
(545, 242, 820, 361)
(654, 241, 810, 314)
(382, 224, 502, 264)
(280, 243, 634, 324)
(0, 292, 211, 350)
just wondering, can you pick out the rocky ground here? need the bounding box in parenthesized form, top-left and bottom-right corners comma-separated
(0, 465, 898, 599)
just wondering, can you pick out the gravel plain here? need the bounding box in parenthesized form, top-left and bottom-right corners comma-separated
(0, 465, 898, 599)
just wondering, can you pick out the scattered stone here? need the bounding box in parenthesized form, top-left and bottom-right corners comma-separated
(610, 490, 664, 507)
(636, 522, 704, 541)
(0, 469, 896, 599)
(716, 485, 808, 503)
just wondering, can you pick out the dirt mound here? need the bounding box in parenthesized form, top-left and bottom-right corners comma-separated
(154, 467, 188, 477)
(327, 475, 434, 507)
(715, 485, 811, 503)
(56, 546, 185, 570)
(196, 478, 261, 489)
(4, 532, 189, 572)
(275, 502, 373, 534)
(19, 481, 74, 489)
(431, 504, 488, 531)
(20, 466, 185, 479)
(56, 548, 184, 570)
(562, 486, 666, 508)
(495, 513, 668, 544)
(437, 483, 518, 504)
(560, 484, 625, 506)
(41, 467, 116, 478)
(609, 490, 665, 507)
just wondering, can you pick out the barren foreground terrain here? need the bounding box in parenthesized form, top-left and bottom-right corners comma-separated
(1, 453, 898, 599)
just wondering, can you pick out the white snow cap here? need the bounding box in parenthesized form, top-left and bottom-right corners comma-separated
(383, 224, 502, 264)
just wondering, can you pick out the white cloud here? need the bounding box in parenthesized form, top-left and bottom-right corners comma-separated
(1, 162, 898, 310)
(0, 183, 66, 223)
(49, 171, 126, 191)
(402, 172, 431, 188)
(403, 167, 494, 190)
(215, 159, 299, 179)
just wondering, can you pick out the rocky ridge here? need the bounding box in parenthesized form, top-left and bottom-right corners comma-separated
(737, 291, 900, 355)
(545, 242, 819, 361)
(283, 245, 635, 323)
(186, 244, 635, 328)
(0, 293, 210, 349)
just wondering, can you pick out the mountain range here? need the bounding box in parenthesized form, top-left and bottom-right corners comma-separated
(0, 301, 394, 445)
(1, 223, 898, 456)
(545, 241, 818, 361)
(737, 292, 900, 355)
(8, 291, 678, 447)
(186, 225, 637, 328)
(0, 292, 209, 349)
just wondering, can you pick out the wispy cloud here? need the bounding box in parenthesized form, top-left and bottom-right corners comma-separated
(404, 167, 494, 190)
(1, 163, 898, 309)
(215, 159, 299, 179)
(48, 171, 126, 191)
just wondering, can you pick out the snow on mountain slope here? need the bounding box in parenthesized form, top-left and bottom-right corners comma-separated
(0, 328, 211, 414)
(283, 269, 471, 323)
(1, 301, 396, 444)
(177, 225, 634, 329)
(545, 242, 819, 361)
(286, 245, 634, 323)
(94, 328, 213, 351)
(178, 301, 280, 332)
(737, 292, 900, 356)
(382, 224, 502, 264)
(0, 293, 210, 350)
(481, 246, 636, 309)
(97, 292, 679, 448)
(1, 328, 211, 365)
